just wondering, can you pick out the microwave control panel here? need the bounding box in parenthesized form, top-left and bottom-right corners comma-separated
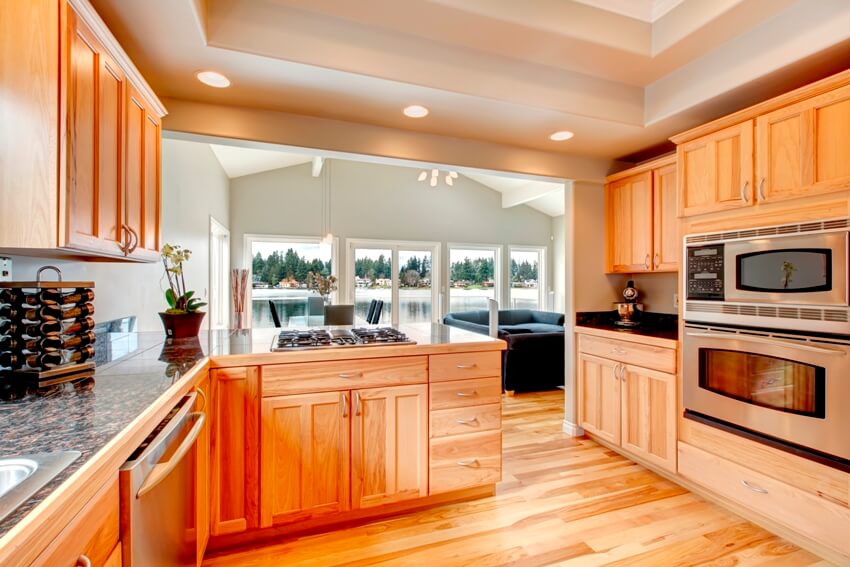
(687, 244, 725, 300)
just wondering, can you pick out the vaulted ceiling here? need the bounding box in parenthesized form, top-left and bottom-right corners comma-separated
(92, 0, 850, 162)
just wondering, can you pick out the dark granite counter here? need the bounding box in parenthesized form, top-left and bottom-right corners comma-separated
(576, 311, 679, 341)
(0, 323, 501, 544)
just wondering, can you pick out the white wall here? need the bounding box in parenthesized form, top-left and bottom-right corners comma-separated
(230, 158, 559, 311)
(6, 139, 230, 332)
(552, 215, 566, 313)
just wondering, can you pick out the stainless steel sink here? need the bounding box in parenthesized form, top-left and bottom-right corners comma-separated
(0, 451, 81, 522)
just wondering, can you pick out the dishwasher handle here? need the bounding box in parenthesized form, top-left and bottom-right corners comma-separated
(136, 411, 205, 499)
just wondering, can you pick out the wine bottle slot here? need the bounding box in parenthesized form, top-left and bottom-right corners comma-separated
(0, 351, 63, 369)
(63, 317, 95, 335)
(0, 320, 63, 337)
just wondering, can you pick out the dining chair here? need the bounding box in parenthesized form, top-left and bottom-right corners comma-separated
(365, 299, 378, 324)
(369, 300, 384, 324)
(324, 304, 355, 325)
(268, 301, 282, 328)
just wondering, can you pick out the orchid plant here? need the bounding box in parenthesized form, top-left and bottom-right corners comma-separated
(161, 243, 207, 314)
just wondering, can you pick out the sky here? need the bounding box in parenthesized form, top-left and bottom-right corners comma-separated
(252, 241, 331, 260)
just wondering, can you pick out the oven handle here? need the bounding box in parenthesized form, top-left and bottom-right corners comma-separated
(685, 332, 847, 356)
(136, 411, 206, 499)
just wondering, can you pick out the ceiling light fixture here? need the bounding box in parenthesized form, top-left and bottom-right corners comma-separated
(403, 105, 429, 118)
(196, 70, 231, 88)
(418, 168, 457, 187)
(549, 130, 574, 141)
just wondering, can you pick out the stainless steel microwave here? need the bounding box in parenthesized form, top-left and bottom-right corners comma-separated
(683, 218, 850, 334)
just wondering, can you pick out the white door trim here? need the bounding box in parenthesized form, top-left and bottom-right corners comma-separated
(209, 217, 230, 330)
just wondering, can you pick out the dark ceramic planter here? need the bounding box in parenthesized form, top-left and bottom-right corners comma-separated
(159, 312, 206, 338)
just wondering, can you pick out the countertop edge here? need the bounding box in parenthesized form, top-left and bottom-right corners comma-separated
(0, 360, 210, 566)
(574, 325, 679, 349)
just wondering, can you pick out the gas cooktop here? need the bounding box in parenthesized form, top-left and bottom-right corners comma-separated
(271, 327, 416, 351)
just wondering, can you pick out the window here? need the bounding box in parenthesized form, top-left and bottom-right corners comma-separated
(509, 247, 546, 310)
(348, 239, 441, 325)
(448, 245, 501, 313)
(245, 235, 336, 328)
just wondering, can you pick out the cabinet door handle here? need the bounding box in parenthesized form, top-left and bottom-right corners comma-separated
(354, 391, 362, 416)
(456, 417, 478, 425)
(740, 180, 749, 203)
(126, 226, 139, 254)
(644, 254, 650, 270)
(342, 392, 348, 417)
(455, 391, 477, 397)
(757, 177, 766, 201)
(741, 479, 769, 494)
(76, 555, 92, 567)
(654, 252, 660, 268)
(455, 363, 477, 369)
(457, 459, 479, 467)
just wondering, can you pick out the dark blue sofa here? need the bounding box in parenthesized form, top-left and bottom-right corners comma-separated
(442, 309, 565, 393)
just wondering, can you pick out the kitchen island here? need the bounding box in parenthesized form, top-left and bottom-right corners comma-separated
(0, 324, 505, 566)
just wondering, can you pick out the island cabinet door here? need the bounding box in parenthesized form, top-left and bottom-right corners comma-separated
(195, 373, 211, 565)
(210, 366, 259, 536)
(351, 384, 428, 509)
(260, 391, 350, 527)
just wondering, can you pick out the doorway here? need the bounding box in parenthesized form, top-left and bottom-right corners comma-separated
(209, 217, 230, 329)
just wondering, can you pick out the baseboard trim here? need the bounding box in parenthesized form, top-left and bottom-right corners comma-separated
(562, 419, 584, 437)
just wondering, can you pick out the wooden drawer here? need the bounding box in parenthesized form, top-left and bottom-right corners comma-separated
(263, 356, 427, 396)
(32, 473, 120, 567)
(578, 333, 676, 374)
(429, 352, 501, 382)
(429, 377, 502, 410)
(430, 430, 501, 494)
(430, 403, 501, 438)
(679, 443, 850, 559)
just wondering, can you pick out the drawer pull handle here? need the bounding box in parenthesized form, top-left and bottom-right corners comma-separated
(610, 347, 627, 355)
(76, 555, 92, 567)
(338, 373, 361, 379)
(455, 391, 477, 397)
(741, 479, 769, 494)
(457, 459, 479, 467)
(456, 363, 477, 369)
(456, 417, 478, 425)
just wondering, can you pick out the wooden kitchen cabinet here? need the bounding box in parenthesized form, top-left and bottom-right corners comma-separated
(577, 353, 621, 445)
(756, 83, 850, 204)
(210, 366, 260, 536)
(260, 391, 350, 527)
(352, 384, 428, 509)
(605, 155, 678, 273)
(606, 171, 653, 273)
(0, 0, 165, 260)
(677, 121, 754, 217)
(620, 364, 677, 472)
(195, 373, 211, 565)
(577, 330, 678, 473)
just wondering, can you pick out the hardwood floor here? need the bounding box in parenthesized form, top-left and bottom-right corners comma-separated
(204, 391, 831, 566)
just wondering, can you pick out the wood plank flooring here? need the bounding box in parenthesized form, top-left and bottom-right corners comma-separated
(204, 391, 831, 566)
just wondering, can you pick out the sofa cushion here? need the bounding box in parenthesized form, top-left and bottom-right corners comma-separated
(498, 309, 533, 325)
(514, 323, 564, 333)
(450, 310, 489, 325)
(498, 325, 535, 334)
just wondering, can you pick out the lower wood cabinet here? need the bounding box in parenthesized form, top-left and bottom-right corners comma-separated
(430, 430, 501, 493)
(260, 391, 350, 527)
(195, 373, 211, 565)
(32, 473, 119, 567)
(352, 384, 428, 509)
(577, 332, 678, 473)
(210, 366, 260, 536)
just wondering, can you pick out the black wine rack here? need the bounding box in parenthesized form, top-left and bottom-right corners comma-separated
(0, 266, 96, 386)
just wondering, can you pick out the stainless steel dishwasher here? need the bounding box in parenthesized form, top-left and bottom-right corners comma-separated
(120, 392, 205, 567)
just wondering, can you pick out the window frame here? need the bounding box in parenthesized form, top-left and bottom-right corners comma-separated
(446, 242, 503, 314)
(508, 245, 547, 311)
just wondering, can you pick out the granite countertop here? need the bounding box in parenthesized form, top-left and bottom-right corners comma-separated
(0, 323, 501, 542)
(575, 311, 679, 341)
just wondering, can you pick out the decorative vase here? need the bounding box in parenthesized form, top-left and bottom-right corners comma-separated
(159, 312, 206, 338)
(234, 311, 244, 330)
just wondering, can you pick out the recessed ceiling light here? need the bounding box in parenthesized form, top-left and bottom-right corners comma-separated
(403, 105, 429, 118)
(549, 130, 574, 141)
(196, 71, 231, 88)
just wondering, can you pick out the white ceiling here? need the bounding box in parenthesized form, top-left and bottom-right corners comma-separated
(91, 0, 850, 162)
(462, 172, 565, 216)
(208, 144, 312, 178)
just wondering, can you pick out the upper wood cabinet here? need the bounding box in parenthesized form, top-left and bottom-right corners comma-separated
(677, 121, 754, 217)
(605, 156, 678, 273)
(210, 366, 260, 536)
(756, 84, 850, 204)
(0, 0, 165, 260)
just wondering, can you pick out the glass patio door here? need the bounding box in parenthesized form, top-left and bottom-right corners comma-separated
(349, 240, 440, 326)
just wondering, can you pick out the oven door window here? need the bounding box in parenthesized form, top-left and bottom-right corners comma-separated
(699, 349, 826, 418)
(737, 248, 831, 293)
